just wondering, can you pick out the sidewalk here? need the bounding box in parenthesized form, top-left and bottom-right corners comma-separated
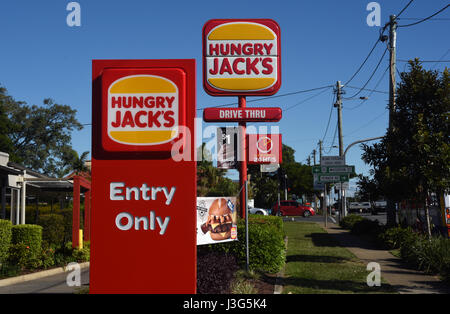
(0, 263, 90, 294)
(319, 222, 450, 294)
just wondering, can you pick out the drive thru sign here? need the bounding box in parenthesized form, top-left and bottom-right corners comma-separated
(91, 59, 197, 294)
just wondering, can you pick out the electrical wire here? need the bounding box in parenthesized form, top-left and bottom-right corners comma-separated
(397, 4, 450, 27)
(321, 93, 336, 143)
(395, 0, 415, 19)
(344, 65, 389, 111)
(284, 87, 332, 112)
(344, 46, 389, 99)
(196, 85, 333, 111)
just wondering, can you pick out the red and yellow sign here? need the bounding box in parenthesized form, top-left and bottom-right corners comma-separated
(91, 59, 196, 294)
(203, 19, 281, 96)
(100, 67, 186, 153)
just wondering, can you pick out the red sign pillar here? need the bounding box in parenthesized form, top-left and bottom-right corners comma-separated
(239, 96, 247, 219)
(90, 59, 197, 294)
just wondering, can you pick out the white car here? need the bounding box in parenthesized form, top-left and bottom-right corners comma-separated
(249, 207, 269, 215)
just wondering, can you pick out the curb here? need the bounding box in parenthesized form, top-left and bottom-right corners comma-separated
(0, 262, 90, 287)
(273, 237, 288, 294)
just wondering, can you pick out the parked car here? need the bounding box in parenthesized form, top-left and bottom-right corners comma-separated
(272, 200, 315, 217)
(249, 207, 270, 216)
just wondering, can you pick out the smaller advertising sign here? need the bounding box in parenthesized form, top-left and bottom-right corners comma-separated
(247, 134, 282, 164)
(197, 197, 238, 245)
(217, 127, 238, 169)
(203, 107, 282, 122)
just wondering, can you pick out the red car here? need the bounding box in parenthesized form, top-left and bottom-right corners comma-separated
(272, 200, 316, 217)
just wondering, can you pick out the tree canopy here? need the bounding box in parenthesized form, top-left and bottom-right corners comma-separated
(362, 61, 449, 201)
(0, 86, 85, 177)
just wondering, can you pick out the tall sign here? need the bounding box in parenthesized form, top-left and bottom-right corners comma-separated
(91, 59, 197, 293)
(202, 19, 282, 218)
(202, 19, 281, 96)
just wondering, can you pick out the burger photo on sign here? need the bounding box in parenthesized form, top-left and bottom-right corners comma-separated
(197, 197, 237, 244)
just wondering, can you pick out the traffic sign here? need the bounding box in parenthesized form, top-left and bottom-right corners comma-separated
(315, 174, 349, 183)
(203, 107, 282, 122)
(320, 156, 345, 166)
(312, 165, 355, 175)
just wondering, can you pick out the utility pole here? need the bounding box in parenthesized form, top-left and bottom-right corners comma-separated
(334, 81, 344, 157)
(334, 81, 346, 218)
(386, 14, 398, 227)
(388, 15, 397, 131)
(312, 149, 316, 166)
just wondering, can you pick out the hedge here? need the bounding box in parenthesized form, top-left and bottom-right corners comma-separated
(341, 216, 450, 283)
(11, 224, 43, 259)
(200, 215, 286, 274)
(38, 214, 65, 246)
(0, 220, 12, 264)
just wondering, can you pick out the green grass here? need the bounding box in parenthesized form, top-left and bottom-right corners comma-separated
(282, 222, 396, 294)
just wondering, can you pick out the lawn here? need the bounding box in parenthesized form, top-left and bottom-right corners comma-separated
(282, 222, 396, 294)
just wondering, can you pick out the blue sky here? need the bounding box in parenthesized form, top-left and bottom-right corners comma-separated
(1, 0, 449, 196)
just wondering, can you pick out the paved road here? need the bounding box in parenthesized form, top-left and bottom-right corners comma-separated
(281, 214, 338, 224)
(0, 267, 90, 294)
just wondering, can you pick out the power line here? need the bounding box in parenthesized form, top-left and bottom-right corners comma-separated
(397, 59, 450, 62)
(398, 4, 450, 27)
(344, 65, 389, 111)
(344, 46, 389, 99)
(343, 0, 414, 87)
(395, 0, 415, 19)
(196, 85, 333, 111)
(321, 93, 336, 143)
(284, 87, 332, 112)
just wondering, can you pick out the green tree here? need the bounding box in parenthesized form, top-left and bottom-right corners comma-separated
(1, 87, 83, 177)
(362, 60, 449, 234)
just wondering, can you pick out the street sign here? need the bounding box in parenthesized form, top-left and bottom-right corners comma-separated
(247, 134, 282, 164)
(320, 156, 345, 166)
(203, 19, 281, 96)
(91, 59, 197, 294)
(203, 107, 282, 122)
(312, 165, 355, 174)
(315, 174, 349, 183)
(260, 163, 280, 173)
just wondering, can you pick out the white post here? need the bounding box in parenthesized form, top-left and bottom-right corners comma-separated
(21, 170, 26, 224)
(16, 189, 20, 225)
(10, 188, 15, 224)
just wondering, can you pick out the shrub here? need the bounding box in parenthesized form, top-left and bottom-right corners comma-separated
(351, 218, 382, 236)
(339, 214, 364, 230)
(38, 214, 65, 247)
(201, 215, 286, 273)
(377, 226, 414, 249)
(11, 224, 43, 260)
(0, 219, 12, 264)
(197, 251, 239, 294)
(7, 243, 34, 270)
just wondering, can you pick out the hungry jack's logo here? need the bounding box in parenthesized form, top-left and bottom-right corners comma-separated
(203, 19, 281, 96)
(107, 75, 179, 145)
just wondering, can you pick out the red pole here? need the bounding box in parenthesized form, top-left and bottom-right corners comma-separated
(239, 96, 247, 219)
(72, 176, 80, 249)
(84, 190, 91, 242)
